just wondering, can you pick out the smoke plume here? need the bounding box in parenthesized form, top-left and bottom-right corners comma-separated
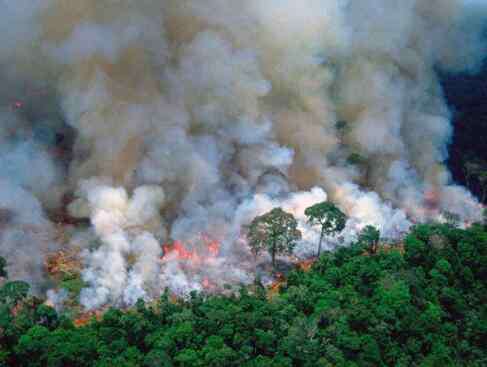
(0, 0, 485, 308)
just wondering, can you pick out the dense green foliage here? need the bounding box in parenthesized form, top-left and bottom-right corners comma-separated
(305, 202, 347, 256)
(1, 223, 486, 366)
(247, 207, 302, 268)
(0, 256, 6, 278)
(358, 225, 380, 255)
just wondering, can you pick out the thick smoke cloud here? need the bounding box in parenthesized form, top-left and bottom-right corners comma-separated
(0, 0, 485, 308)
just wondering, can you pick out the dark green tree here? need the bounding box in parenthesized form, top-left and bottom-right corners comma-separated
(305, 202, 347, 256)
(247, 208, 301, 268)
(347, 152, 367, 166)
(358, 225, 380, 255)
(0, 281, 30, 306)
(0, 256, 6, 278)
(478, 170, 487, 202)
(463, 160, 481, 189)
(14, 325, 50, 366)
(443, 211, 460, 227)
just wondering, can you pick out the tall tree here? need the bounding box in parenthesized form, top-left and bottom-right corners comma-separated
(305, 202, 347, 257)
(0, 256, 6, 278)
(247, 208, 301, 268)
(358, 225, 380, 255)
(478, 170, 487, 202)
(463, 159, 487, 203)
(463, 160, 481, 189)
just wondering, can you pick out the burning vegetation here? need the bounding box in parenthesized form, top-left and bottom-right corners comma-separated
(162, 234, 221, 264)
(45, 249, 82, 280)
(161, 236, 223, 292)
(4, 221, 487, 366)
(0, 0, 486, 365)
(0, 0, 485, 316)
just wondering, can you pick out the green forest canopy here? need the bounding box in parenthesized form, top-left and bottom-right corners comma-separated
(0, 221, 486, 366)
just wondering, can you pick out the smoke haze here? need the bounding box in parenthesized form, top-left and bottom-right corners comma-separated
(0, 0, 485, 308)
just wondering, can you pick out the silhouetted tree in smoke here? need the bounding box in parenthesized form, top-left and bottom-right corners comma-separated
(462, 159, 487, 202)
(358, 225, 380, 255)
(347, 152, 367, 167)
(443, 211, 461, 227)
(478, 171, 487, 203)
(464, 160, 482, 189)
(305, 202, 347, 256)
(0, 256, 6, 278)
(247, 208, 301, 269)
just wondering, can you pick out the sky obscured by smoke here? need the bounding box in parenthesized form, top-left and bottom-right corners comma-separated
(0, 0, 485, 309)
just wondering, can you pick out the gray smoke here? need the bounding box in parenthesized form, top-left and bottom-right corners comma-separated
(0, 0, 485, 308)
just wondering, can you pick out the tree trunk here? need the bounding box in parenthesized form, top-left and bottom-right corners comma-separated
(254, 251, 258, 279)
(317, 227, 325, 257)
(271, 245, 276, 270)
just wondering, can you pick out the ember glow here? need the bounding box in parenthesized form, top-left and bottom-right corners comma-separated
(162, 240, 196, 262)
(161, 234, 221, 265)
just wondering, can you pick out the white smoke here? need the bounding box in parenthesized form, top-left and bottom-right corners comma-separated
(70, 181, 165, 309)
(46, 288, 69, 312)
(0, 179, 58, 291)
(0, 0, 485, 308)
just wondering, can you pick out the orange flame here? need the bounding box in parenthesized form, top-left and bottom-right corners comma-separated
(267, 273, 286, 299)
(74, 310, 103, 328)
(161, 234, 221, 263)
(172, 240, 195, 260)
(161, 234, 222, 292)
(298, 259, 315, 272)
(207, 241, 220, 257)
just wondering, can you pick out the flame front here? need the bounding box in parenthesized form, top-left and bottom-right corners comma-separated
(159, 234, 225, 293)
(162, 234, 221, 267)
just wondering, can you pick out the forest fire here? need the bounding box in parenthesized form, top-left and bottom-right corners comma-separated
(73, 310, 103, 328)
(162, 240, 196, 261)
(0, 0, 484, 318)
(45, 249, 81, 278)
(267, 272, 286, 299)
(158, 234, 229, 294)
(0, 0, 486, 363)
(297, 258, 316, 272)
(161, 234, 221, 265)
